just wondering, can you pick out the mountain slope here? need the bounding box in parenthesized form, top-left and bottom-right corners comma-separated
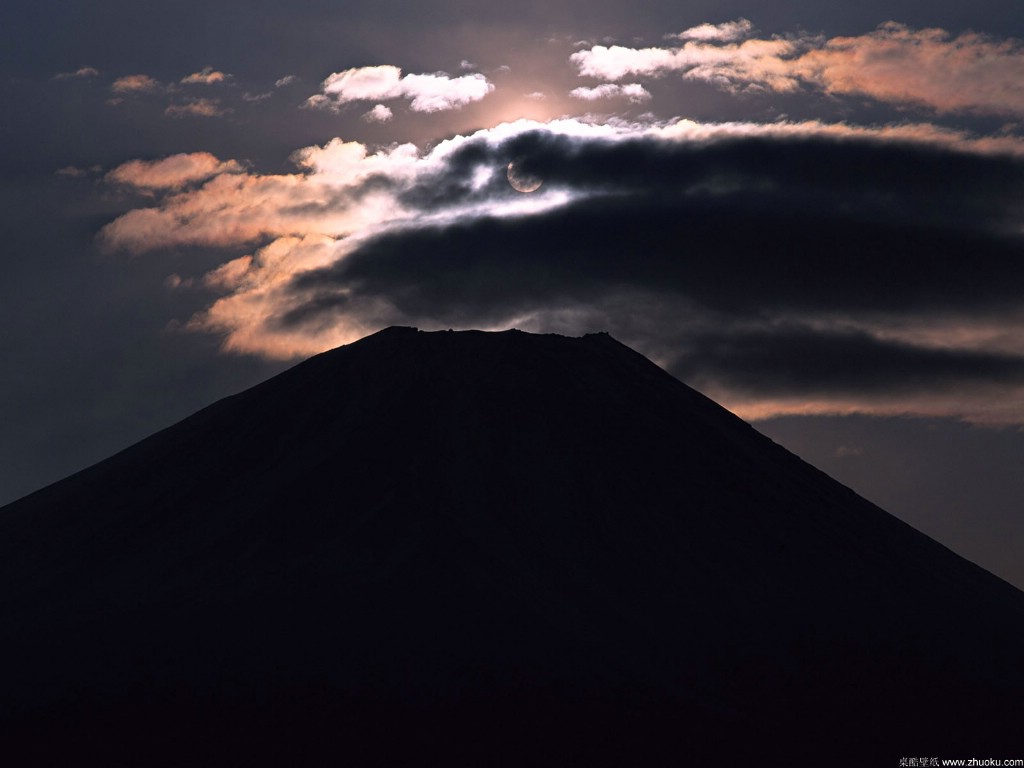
(2, 327, 1022, 765)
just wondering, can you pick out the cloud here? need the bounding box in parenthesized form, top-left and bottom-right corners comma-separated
(106, 152, 243, 191)
(571, 39, 799, 91)
(570, 83, 651, 103)
(674, 19, 754, 43)
(275, 75, 298, 88)
(790, 23, 1024, 116)
(572, 22, 1024, 116)
(55, 66, 99, 80)
(181, 67, 231, 85)
(164, 98, 228, 117)
(98, 136, 431, 254)
(307, 64, 494, 113)
(111, 74, 160, 93)
(362, 104, 393, 122)
(98, 119, 1024, 423)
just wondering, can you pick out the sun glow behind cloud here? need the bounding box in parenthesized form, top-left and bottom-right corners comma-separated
(91, 21, 1024, 424)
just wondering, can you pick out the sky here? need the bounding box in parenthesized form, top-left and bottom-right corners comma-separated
(3, 0, 1024, 587)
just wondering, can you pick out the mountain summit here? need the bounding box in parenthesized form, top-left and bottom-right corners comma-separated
(2, 327, 1022, 765)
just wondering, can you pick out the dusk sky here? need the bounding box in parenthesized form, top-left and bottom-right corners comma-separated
(3, 1, 1024, 587)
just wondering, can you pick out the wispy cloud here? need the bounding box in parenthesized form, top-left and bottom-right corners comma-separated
(306, 64, 494, 113)
(790, 23, 1024, 116)
(111, 74, 160, 93)
(573, 22, 1024, 116)
(54, 66, 99, 80)
(570, 83, 651, 103)
(180, 66, 231, 85)
(165, 98, 229, 118)
(673, 19, 754, 43)
(106, 152, 243, 191)
(99, 136, 432, 255)
(275, 75, 298, 88)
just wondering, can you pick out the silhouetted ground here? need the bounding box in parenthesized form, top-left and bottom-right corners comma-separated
(2, 327, 1022, 765)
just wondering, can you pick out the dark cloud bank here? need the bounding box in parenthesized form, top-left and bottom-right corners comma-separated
(279, 130, 1024, 419)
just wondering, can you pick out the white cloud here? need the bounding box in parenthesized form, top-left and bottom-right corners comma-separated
(674, 19, 753, 43)
(571, 39, 801, 92)
(321, 65, 403, 102)
(400, 72, 494, 111)
(275, 75, 298, 88)
(648, 117, 1024, 155)
(362, 104, 394, 122)
(570, 83, 652, 103)
(308, 64, 494, 113)
(573, 22, 1024, 116)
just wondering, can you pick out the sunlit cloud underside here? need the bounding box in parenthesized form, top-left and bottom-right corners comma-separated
(94, 20, 1024, 425)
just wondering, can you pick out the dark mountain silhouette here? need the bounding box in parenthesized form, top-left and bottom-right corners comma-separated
(2, 327, 1022, 766)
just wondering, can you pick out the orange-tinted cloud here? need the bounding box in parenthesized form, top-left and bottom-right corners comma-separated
(99, 117, 1024, 379)
(792, 23, 1024, 115)
(573, 22, 1024, 116)
(55, 66, 99, 80)
(106, 152, 243, 191)
(180, 67, 231, 85)
(164, 98, 229, 118)
(111, 74, 160, 93)
(98, 138, 427, 255)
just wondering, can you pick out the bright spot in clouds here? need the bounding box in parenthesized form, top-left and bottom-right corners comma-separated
(506, 160, 544, 192)
(88, 22, 1024, 426)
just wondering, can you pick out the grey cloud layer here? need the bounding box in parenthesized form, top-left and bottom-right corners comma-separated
(276, 129, 1024, 421)
(87, 13, 1024, 423)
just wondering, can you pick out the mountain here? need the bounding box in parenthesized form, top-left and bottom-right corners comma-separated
(2, 327, 1022, 766)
